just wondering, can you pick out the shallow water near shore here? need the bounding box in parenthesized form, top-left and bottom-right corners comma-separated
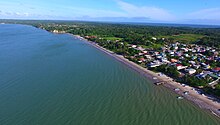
(0, 24, 220, 125)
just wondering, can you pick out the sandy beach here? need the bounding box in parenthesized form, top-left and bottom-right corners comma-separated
(73, 35, 220, 118)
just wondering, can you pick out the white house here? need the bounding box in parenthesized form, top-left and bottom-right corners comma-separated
(131, 45, 137, 48)
(185, 68, 196, 75)
(176, 64, 187, 70)
(152, 37, 157, 40)
(148, 60, 162, 68)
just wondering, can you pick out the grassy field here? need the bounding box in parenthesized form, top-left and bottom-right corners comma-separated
(160, 34, 204, 43)
(103, 37, 123, 41)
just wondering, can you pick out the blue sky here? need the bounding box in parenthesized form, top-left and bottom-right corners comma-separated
(0, 0, 220, 25)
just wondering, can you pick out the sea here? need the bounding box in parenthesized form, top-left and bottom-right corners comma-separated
(0, 24, 220, 125)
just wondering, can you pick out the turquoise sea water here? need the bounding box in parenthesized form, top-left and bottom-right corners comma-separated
(0, 24, 220, 125)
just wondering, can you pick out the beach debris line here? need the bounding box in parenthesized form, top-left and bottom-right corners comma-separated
(154, 81, 167, 85)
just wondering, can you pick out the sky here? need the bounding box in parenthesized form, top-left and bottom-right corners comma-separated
(0, 0, 220, 25)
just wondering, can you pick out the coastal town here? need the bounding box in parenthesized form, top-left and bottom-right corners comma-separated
(85, 35, 220, 99)
(34, 22, 220, 116)
(38, 23, 220, 99)
(130, 40, 220, 88)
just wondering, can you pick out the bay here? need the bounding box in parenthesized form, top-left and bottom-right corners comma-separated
(0, 24, 219, 125)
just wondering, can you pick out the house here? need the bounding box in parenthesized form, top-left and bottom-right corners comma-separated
(143, 51, 148, 54)
(212, 67, 220, 73)
(85, 36, 97, 39)
(161, 58, 170, 63)
(207, 56, 214, 61)
(138, 53, 144, 56)
(193, 65, 200, 69)
(209, 74, 219, 79)
(216, 73, 220, 77)
(154, 52, 160, 55)
(176, 64, 187, 70)
(53, 30, 59, 33)
(196, 71, 213, 78)
(140, 58, 145, 62)
(175, 52, 183, 57)
(131, 45, 137, 48)
(185, 68, 196, 75)
(156, 55, 162, 59)
(171, 58, 178, 63)
(152, 37, 157, 40)
(138, 58, 146, 63)
(181, 48, 188, 52)
(174, 46, 178, 50)
(191, 56, 197, 60)
(189, 61, 196, 65)
(170, 51, 175, 55)
(137, 46, 145, 51)
(145, 55, 152, 59)
(192, 49, 196, 53)
(148, 60, 162, 68)
(184, 54, 190, 57)
(203, 64, 211, 70)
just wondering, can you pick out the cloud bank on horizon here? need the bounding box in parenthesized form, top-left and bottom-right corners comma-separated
(0, 0, 220, 25)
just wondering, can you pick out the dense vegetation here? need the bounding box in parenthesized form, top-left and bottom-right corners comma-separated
(3, 20, 219, 47)
(38, 22, 220, 47)
(204, 84, 220, 98)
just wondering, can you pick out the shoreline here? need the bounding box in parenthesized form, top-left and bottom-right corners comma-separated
(48, 31, 220, 118)
(72, 34, 220, 118)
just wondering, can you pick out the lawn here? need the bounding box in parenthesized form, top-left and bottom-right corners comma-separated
(103, 37, 123, 41)
(160, 34, 204, 43)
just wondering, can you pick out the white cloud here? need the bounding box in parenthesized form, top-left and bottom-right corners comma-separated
(57, 5, 126, 18)
(0, 0, 219, 25)
(60, 0, 175, 21)
(116, 0, 175, 21)
(1, 11, 29, 17)
(0, 11, 45, 20)
(187, 8, 220, 20)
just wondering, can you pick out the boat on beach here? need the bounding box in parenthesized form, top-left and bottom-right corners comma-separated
(153, 77, 157, 80)
(184, 91, 189, 95)
(177, 96, 184, 100)
(174, 88, 180, 91)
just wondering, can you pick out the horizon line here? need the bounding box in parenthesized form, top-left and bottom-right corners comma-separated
(1, 18, 220, 27)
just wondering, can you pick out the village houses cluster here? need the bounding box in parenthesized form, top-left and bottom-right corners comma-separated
(129, 39, 220, 86)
